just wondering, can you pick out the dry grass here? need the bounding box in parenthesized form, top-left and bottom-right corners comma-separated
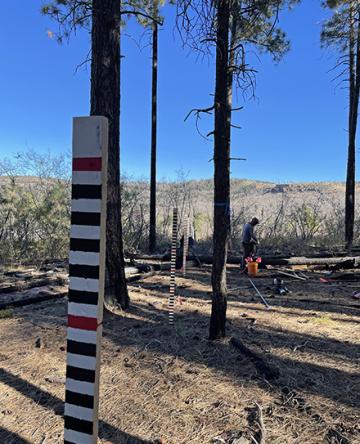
(0, 266, 359, 443)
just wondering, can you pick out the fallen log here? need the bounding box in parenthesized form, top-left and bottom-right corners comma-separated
(230, 337, 279, 381)
(130, 253, 360, 267)
(0, 276, 67, 294)
(188, 255, 360, 268)
(125, 253, 167, 261)
(0, 290, 67, 310)
(319, 272, 360, 281)
(0, 262, 175, 310)
(131, 252, 360, 268)
(262, 256, 360, 267)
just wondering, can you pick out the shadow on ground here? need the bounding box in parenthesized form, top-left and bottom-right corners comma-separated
(0, 427, 32, 444)
(0, 368, 155, 444)
(1, 266, 359, 442)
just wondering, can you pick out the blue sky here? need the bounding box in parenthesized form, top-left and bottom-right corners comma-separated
(0, 1, 354, 183)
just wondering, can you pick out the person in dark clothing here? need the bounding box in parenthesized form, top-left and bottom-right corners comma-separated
(241, 217, 259, 269)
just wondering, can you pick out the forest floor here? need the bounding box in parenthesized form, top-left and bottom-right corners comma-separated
(0, 265, 359, 444)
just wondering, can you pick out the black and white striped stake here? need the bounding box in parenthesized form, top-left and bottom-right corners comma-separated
(182, 216, 189, 277)
(64, 116, 108, 444)
(168, 208, 178, 325)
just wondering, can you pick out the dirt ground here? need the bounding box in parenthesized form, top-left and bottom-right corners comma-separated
(0, 265, 359, 444)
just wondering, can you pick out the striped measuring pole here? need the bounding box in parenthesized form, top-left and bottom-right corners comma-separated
(168, 208, 178, 325)
(64, 116, 108, 444)
(182, 216, 189, 277)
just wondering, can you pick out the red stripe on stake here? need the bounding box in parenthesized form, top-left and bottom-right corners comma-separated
(73, 157, 102, 171)
(68, 314, 98, 331)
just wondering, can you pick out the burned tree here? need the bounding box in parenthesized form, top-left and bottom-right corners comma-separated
(177, 0, 298, 339)
(149, 0, 159, 253)
(210, 0, 231, 339)
(322, 0, 360, 249)
(132, 0, 165, 253)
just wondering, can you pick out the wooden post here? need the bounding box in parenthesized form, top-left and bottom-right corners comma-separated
(168, 208, 178, 325)
(64, 116, 108, 444)
(182, 216, 189, 276)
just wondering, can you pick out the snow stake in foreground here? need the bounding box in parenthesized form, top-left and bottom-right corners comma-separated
(168, 208, 178, 325)
(64, 116, 108, 444)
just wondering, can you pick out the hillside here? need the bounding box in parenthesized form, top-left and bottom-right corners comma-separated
(1, 175, 359, 261)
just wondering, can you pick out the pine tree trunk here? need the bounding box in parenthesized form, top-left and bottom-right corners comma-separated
(149, 3, 158, 253)
(209, 0, 230, 340)
(345, 3, 356, 249)
(226, 15, 237, 251)
(90, 0, 129, 308)
(345, 6, 360, 250)
(227, 15, 237, 144)
(346, 138, 356, 250)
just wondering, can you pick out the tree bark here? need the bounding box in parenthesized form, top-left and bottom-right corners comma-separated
(345, 3, 359, 250)
(149, 1, 158, 253)
(226, 14, 237, 252)
(227, 14, 237, 147)
(209, 0, 230, 340)
(90, 0, 129, 308)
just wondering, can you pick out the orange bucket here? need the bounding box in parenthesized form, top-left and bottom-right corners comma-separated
(247, 262, 258, 277)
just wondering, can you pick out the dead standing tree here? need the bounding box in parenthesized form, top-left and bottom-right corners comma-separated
(150, 0, 159, 253)
(177, 0, 298, 339)
(128, 0, 164, 253)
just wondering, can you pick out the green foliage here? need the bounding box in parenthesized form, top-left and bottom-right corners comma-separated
(0, 151, 71, 264)
(41, 0, 167, 42)
(41, 0, 92, 42)
(321, 1, 360, 52)
(0, 309, 13, 319)
(230, 0, 299, 62)
(177, 0, 300, 75)
(0, 181, 70, 263)
(289, 203, 323, 241)
(193, 212, 208, 237)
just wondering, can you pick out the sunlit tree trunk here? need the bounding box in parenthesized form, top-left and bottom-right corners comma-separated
(90, 0, 129, 308)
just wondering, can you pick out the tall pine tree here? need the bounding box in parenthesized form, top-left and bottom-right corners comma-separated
(42, 0, 159, 307)
(177, 0, 298, 339)
(322, 0, 360, 249)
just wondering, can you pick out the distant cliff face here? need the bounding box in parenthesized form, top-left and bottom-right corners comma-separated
(265, 183, 348, 194)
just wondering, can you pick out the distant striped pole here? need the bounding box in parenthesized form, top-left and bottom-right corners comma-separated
(64, 116, 108, 444)
(182, 216, 189, 276)
(168, 208, 178, 325)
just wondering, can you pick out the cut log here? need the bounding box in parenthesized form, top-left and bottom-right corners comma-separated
(126, 253, 167, 261)
(0, 276, 67, 294)
(262, 256, 360, 267)
(122, 253, 360, 269)
(0, 290, 67, 310)
(189, 255, 360, 268)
